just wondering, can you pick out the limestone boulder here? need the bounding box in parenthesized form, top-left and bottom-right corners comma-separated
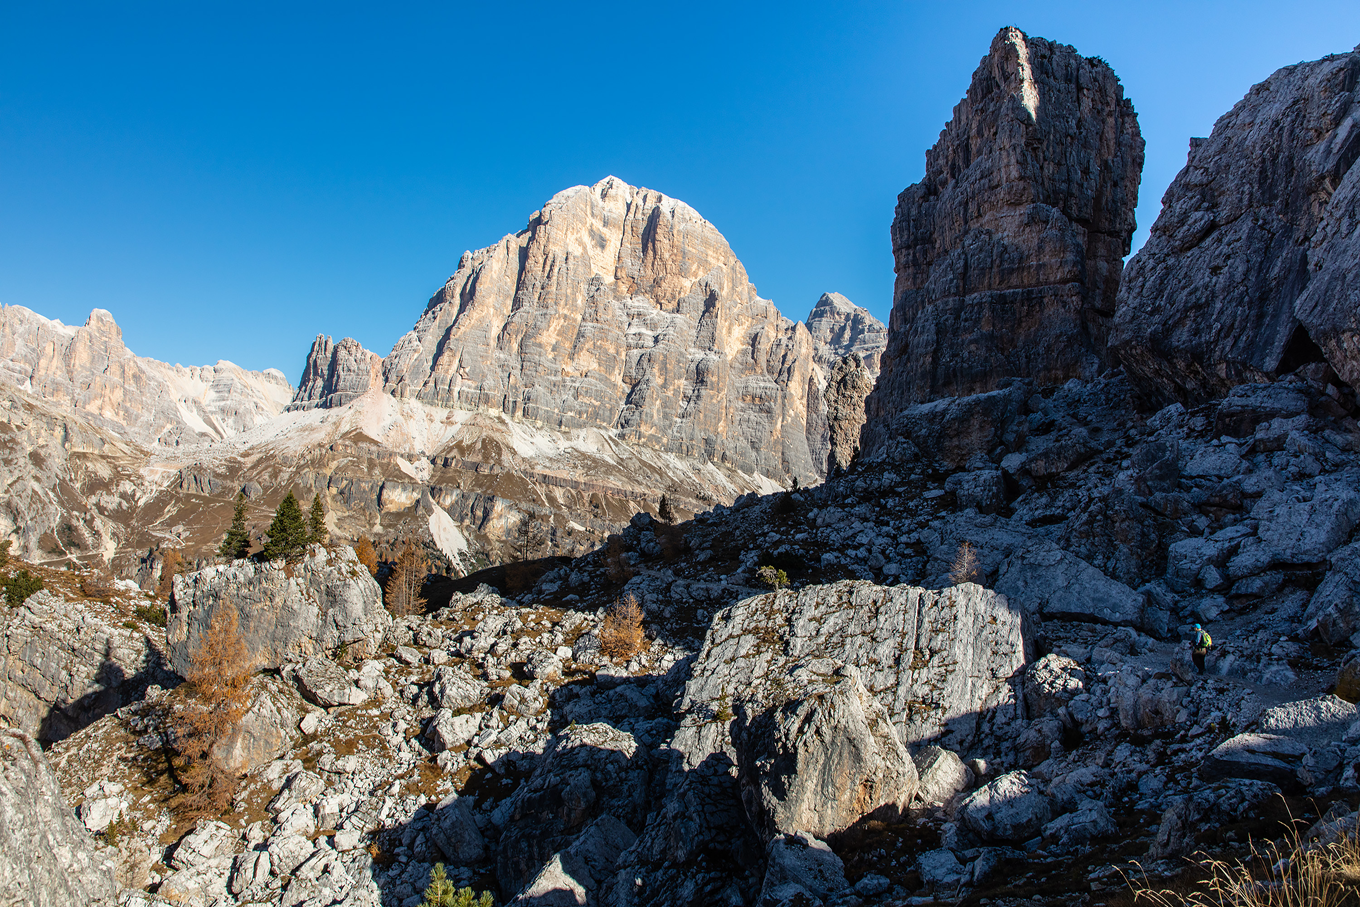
(0, 589, 173, 742)
(496, 723, 650, 896)
(757, 833, 850, 907)
(213, 674, 304, 775)
(913, 745, 974, 807)
(1201, 733, 1312, 790)
(733, 666, 918, 841)
(293, 658, 367, 708)
(996, 541, 1145, 626)
(957, 770, 1053, 843)
(0, 728, 118, 906)
(430, 794, 487, 866)
(167, 545, 390, 675)
(509, 815, 635, 906)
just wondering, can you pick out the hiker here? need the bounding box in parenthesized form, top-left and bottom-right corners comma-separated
(1191, 623, 1213, 675)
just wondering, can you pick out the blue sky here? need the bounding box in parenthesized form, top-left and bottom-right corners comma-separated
(2, 2, 1358, 382)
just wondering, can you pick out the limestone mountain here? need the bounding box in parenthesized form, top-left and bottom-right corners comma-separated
(294, 177, 884, 485)
(865, 25, 1143, 447)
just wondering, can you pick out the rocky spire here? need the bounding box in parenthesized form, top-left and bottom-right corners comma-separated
(1112, 44, 1360, 405)
(864, 27, 1143, 451)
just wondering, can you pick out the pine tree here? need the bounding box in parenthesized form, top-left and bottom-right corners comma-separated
(218, 492, 251, 560)
(262, 492, 307, 561)
(306, 494, 327, 546)
(657, 494, 676, 524)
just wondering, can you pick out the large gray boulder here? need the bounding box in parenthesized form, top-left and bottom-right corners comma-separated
(957, 770, 1053, 843)
(167, 545, 390, 675)
(496, 723, 650, 897)
(996, 541, 1145, 626)
(1305, 540, 1360, 644)
(604, 580, 1030, 905)
(213, 674, 303, 775)
(757, 833, 850, 907)
(1201, 733, 1312, 790)
(864, 26, 1142, 426)
(0, 728, 118, 906)
(509, 815, 635, 906)
(734, 666, 918, 841)
(1111, 43, 1360, 404)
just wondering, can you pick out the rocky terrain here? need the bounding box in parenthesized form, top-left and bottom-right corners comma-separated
(4, 23, 1360, 907)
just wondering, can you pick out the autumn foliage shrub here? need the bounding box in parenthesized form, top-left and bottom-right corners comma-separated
(599, 593, 645, 662)
(171, 605, 255, 817)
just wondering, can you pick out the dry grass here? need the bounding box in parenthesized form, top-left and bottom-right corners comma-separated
(1132, 821, 1360, 907)
(599, 593, 645, 662)
(950, 540, 979, 585)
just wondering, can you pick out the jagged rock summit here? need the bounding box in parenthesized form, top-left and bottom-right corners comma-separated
(865, 26, 1143, 445)
(1112, 43, 1360, 405)
(293, 176, 885, 485)
(0, 304, 293, 447)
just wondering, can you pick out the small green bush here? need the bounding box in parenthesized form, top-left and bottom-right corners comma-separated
(419, 863, 493, 907)
(0, 539, 10, 569)
(757, 565, 789, 590)
(3, 569, 43, 607)
(135, 603, 168, 627)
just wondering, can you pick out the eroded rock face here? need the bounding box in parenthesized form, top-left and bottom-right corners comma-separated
(300, 178, 877, 486)
(0, 728, 118, 906)
(823, 353, 877, 473)
(289, 335, 382, 411)
(0, 304, 292, 447)
(865, 26, 1142, 430)
(167, 545, 390, 675)
(1112, 44, 1360, 404)
(0, 590, 171, 742)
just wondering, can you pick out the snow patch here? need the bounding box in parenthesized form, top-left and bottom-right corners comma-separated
(428, 507, 469, 565)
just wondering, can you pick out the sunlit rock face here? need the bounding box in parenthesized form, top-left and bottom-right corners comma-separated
(1112, 44, 1360, 405)
(865, 26, 1142, 452)
(292, 176, 880, 486)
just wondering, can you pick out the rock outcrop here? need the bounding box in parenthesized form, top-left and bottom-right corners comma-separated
(864, 26, 1142, 443)
(288, 335, 382, 411)
(1112, 44, 1360, 404)
(167, 545, 390, 675)
(0, 304, 292, 447)
(0, 728, 118, 905)
(0, 590, 171, 742)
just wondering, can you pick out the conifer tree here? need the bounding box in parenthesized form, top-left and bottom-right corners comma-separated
(658, 494, 676, 524)
(262, 492, 307, 561)
(218, 492, 251, 560)
(306, 494, 327, 546)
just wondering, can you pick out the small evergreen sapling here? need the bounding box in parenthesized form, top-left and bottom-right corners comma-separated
(218, 492, 251, 560)
(419, 864, 492, 907)
(307, 495, 328, 546)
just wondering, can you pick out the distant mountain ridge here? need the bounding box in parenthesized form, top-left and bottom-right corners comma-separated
(0, 304, 293, 447)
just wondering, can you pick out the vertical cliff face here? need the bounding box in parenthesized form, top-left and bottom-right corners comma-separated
(0, 305, 293, 446)
(804, 292, 886, 375)
(864, 26, 1142, 449)
(1112, 45, 1360, 404)
(289, 335, 383, 411)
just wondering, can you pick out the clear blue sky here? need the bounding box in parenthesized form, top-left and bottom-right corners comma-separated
(3, 2, 1357, 382)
